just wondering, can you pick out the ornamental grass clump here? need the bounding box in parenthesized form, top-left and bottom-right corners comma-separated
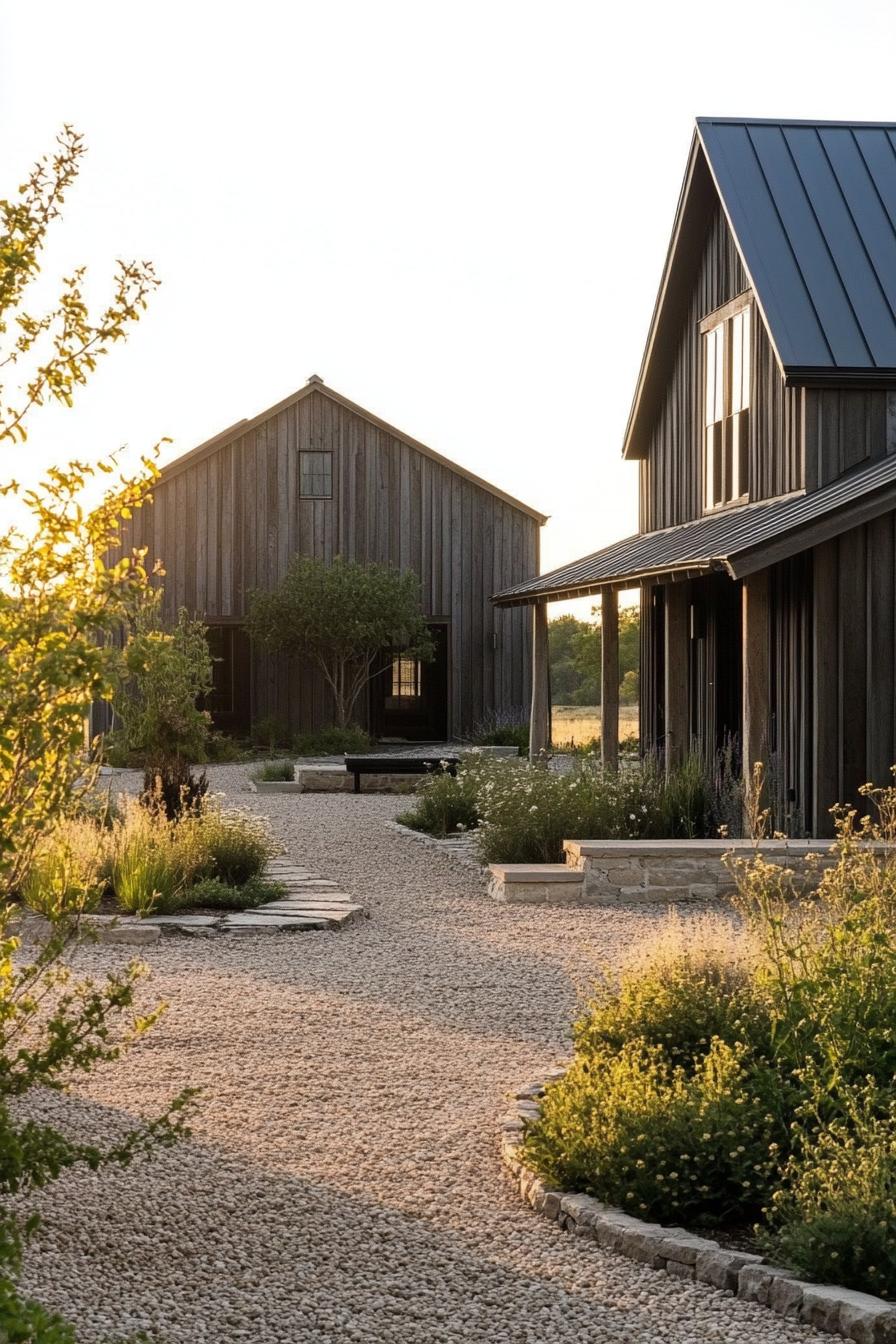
(396, 764, 481, 837)
(250, 759, 295, 782)
(191, 804, 277, 885)
(20, 817, 110, 917)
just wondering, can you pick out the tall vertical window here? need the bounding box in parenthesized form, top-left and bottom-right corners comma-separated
(299, 450, 333, 498)
(391, 657, 421, 698)
(703, 301, 751, 509)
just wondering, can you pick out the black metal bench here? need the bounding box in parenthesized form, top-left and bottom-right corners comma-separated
(344, 755, 459, 794)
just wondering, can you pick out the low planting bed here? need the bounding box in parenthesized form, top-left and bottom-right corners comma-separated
(501, 1078, 896, 1344)
(395, 751, 745, 860)
(502, 794, 896, 1333)
(20, 792, 283, 922)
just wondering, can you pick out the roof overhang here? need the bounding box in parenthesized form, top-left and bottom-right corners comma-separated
(493, 453, 896, 606)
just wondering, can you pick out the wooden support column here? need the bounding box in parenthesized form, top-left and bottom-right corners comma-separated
(600, 588, 619, 770)
(742, 569, 770, 827)
(812, 540, 838, 837)
(529, 601, 550, 762)
(664, 582, 689, 774)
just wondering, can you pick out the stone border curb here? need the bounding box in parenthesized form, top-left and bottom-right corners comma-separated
(500, 1075, 896, 1344)
(16, 911, 161, 947)
(385, 819, 486, 878)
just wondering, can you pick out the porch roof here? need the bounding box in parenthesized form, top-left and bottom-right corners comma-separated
(492, 451, 896, 606)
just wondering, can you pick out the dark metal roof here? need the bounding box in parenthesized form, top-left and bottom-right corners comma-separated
(623, 118, 896, 461)
(698, 118, 896, 381)
(493, 452, 896, 606)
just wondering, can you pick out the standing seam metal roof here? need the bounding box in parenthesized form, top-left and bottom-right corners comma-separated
(492, 452, 896, 605)
(698, 117, 896, 377)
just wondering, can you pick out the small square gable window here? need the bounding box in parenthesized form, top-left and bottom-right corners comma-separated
(299, 451, 333, 499)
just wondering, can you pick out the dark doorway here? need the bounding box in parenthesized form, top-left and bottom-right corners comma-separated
(205, 624, 251, 735)
(687, 574, 742, 767)
(369, 623, 449, 741)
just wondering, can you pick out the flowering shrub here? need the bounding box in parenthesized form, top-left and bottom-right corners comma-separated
(398, 753, 741, 861)
(473, 758, 669, 863)
(525, 1038, 783, 1225)
(522, 781, 896, 1294)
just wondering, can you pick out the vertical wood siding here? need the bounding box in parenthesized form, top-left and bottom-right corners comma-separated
(639, 202, 804, 532)
(810, 519, 896, 831)
(119, 390, 537, 736)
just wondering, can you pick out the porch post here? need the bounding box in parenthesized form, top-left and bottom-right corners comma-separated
(812, 541, 838, 837)
(529, 600, 551, 761)
(600, 588, 619, 770)
(664, 582, 689, 774)
(742, 569, 770, 829)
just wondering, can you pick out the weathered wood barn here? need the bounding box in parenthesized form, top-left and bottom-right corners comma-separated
(118, 376, 545, 741)
(495, 117, 896, 834)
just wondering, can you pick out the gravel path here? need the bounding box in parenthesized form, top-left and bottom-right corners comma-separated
(19, 766, 828, 1344)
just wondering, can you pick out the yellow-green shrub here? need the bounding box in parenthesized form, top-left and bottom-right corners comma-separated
(765, 1089, 896, 1298)
(524, 1037, 783, 1226)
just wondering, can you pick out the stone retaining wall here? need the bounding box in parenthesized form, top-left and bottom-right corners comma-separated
(564, 839, 837, 905)
(501, 1075, 896, 1343)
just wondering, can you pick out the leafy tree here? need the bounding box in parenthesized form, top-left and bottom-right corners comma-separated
(116, 606, 214, 818)
(247, 555, 434, 728)
(549, 606, 640, 706)
(0, 128, 193, 1337)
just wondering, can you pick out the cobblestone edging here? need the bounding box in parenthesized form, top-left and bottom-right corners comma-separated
(500, 1075, 896, 1344)
(385, 819, 485, 877)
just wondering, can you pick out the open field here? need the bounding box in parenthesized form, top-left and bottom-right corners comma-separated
(551, 704, 639, 747)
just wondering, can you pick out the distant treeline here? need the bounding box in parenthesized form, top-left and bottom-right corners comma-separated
(549, 609, 640, 706)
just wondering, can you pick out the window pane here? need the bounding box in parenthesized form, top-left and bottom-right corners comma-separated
(705, 421, 722, 507)
(735, 409, 749, 497)
(205, 626, 234, 713)
(714, 324, 725, 421)
(704, 328, 717, 427)
(391, 657, 420, 698)
(731, 312, 743, 412)
(299, 451, 332, 498)
(741, 306, 751, 409)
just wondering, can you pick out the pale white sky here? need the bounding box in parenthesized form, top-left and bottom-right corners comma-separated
(1, 0, 894, 617)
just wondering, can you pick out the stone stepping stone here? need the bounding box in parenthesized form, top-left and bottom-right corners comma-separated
(144, 914, 220, 926)
(259, 903, 357, 913)
(253, 905, 363, 925)
(220, 913, 329, 932)
(276, 887, 351, 898)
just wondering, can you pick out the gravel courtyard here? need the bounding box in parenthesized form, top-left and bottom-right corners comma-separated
(19, 766, 829, 1344)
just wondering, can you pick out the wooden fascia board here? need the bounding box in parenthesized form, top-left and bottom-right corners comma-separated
(725, 484, 896, 578)
(157, 381, 548, 524)
(156, 417, 249, 485)
(622, 125, 791, 461)
(491, 561, 715, 607)
(782, 366, 896, 388)
(621, 132, 704, 462)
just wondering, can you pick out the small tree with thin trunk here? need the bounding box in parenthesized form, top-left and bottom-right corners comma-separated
(247, 556, 434, 728)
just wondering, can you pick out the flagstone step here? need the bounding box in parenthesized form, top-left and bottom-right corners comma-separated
(140, 861, 365, 936)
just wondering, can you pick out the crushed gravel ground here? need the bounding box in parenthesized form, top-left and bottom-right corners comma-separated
(18, 765, 830, 1343)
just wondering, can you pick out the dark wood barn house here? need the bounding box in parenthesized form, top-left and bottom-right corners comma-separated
(496, 117, 896, 834)
(117, 376, 545, 741)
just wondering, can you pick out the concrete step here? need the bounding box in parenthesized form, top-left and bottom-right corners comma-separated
(487, 863, 588, 906)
